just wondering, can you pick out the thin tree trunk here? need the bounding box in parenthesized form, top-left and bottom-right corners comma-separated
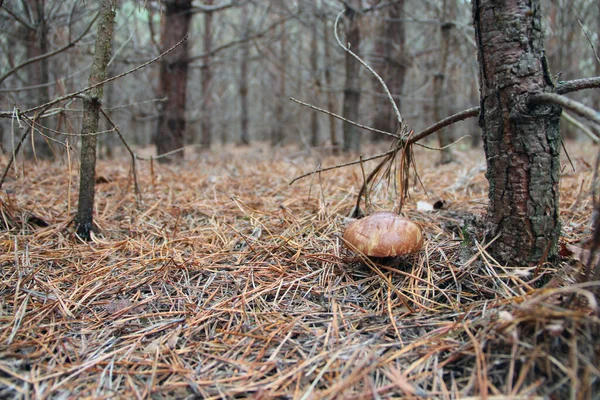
(434, 0, 456, 164)
(473, 0, 562, 265)
(200, 0, 213, 149)
(323, 18, 339, 153)
(239, 8, 250, 146)
(75, 0, 117, 240)
(154, 0, 192, 162)
(271, 23, 287, 146)
(342, 5, 361, 153)
(309, 15, 320, 148)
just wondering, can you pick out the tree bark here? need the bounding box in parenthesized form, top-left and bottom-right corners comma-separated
(239, 7, 250, 146)
(200, 0, 213, 150)
(434, 0, 456, 164)
(271, 22, 287, 146)
(309, 12, 320, 148)
(473, 0, 562, 265)
(154, 0, 192, 162)
(25, 0, 53, 159)
(371, 0, 405, 140)
(75, 0, 117, 240)
(342, 5, 361, 153)
(323, 17, 339, 153)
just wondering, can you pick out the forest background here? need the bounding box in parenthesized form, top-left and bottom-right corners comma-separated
(1, 0, 600, 398)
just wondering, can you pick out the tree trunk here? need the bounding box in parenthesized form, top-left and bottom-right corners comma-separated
(473, 0, 562, 265)
(200, 0, 213, 150)
(434, 0, 456, 164)
(271, 22, 287, 146)
(342, 5, 361, 153)
(371, 1, 405, 140)
(25, 0, 53, 159)
(323, 18, 339, 153)
(239, 8, 250, 146)
(309, 14, 320, 148)
(75, 0, 117, 240)
(154, 0, 192, 162)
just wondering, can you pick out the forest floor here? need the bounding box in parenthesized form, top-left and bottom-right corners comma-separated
(0, 140, 598, 399)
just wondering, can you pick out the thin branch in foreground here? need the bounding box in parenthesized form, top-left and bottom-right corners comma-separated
(333, 9, 404, 128)
(290, 97, 400, 140)
(99, 108, 142, 203)
(529, 92, 600, 127)
(290, 106, 481, 185)
(0, 36, 188, 119)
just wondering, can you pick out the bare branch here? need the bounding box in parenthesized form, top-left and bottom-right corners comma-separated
(290, 97, 400, 139)
(188, 17, 289, 63)
(333, 9, 404, 128)
(0, 12, 100, 85)
(0, 36, 188, 118)
(562, 111, 600, 144)
(556, 76, 600, 95)
(529, 92, 600, 127)
(407, 107, 480, 145)
(191, 0, 239, 12)
(289, 106, 481, 185)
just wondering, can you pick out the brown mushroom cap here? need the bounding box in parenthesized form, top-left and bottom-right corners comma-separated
(342, 212, 424, 257)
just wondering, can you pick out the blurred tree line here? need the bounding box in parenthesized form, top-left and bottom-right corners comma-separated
(1, 0, 598, 162)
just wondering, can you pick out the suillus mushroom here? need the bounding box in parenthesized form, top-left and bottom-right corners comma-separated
(342, 212, 424, 257)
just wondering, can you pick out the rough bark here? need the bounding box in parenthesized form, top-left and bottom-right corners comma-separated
(200, 0, 213, 149)
(434, 0, 456, 164)
(75, 0, 117, 240)
(154, 0, 192, 162)
(473, 0, 562, 265)
(371, 0, 405, 140)
(342, 5, 361, 153)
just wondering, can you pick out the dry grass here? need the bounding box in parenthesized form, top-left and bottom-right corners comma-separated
(0, 141, 598, 399)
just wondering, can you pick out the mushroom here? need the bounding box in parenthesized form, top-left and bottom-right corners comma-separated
(342, 212, 424, 257)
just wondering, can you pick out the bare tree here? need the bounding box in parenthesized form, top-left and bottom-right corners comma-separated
(200, 0, 213, 150)
(342, 2, 361, 153)
(239, 5, 250, 146)
(434, 0, 457, 164)
(154, 0, 192, 162)
(473, 0, 562, 265)
(74, 0, 117, 240)
(371, 0, 406, 140)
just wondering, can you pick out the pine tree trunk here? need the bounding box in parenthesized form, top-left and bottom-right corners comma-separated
(271, 23, 287, 146)
(342, 5, 361, 153)
(75, 0, 117, 240)
(473, 0, 562, 265)
(309, 17, 320, 148)
(200, 0, 213, 150)
(434, 0, 456, 164)
(154, 0, 192, 162)
(323, 18, 339, 153)
(25, 0, 53, 159)
(239, 7, 250, 146)
(371, 1, 405, 140)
